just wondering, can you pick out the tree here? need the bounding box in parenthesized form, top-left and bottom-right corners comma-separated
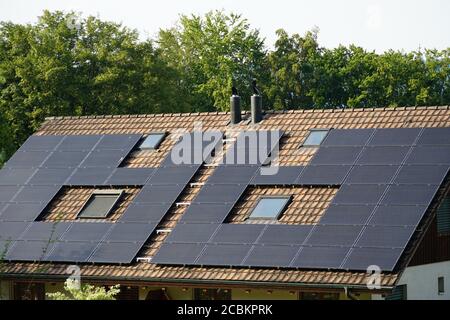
(46, 279, 120, 300)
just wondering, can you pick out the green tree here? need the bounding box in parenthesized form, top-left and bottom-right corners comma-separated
(46, 279, 120, 300)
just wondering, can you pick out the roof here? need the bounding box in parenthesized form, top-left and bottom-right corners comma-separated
(1, 106, 450, 290)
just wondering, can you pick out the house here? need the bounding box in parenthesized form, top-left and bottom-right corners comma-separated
(0, 102, 449, 300)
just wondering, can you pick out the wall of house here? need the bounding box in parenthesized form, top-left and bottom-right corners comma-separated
(45, 282, 65, 299)
(397, 260, 450, 300)
(0, 280, 12, 300)
(232, 288, 297, 300)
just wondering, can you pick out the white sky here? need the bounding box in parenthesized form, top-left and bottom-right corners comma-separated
(0, 0, 449, 52)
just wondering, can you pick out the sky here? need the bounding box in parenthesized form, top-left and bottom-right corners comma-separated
(0, 0, 449, 53)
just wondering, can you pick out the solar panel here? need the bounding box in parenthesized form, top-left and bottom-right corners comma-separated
(292, 246, 350, 269)
(305, 225, 363, 246)
(119, 203, 171, 223)
(5, 240, 56, 261)
(89, 241, 144, 263)
(19, 135, 64, 151)
(406, 146, 450, 165)
(105, 222, 156, 242)
(0, 186, 21, 202)
(256, 225, 312, 245)
(332, 184, 388, 205)
(0, 221, 30, 240)
(28, 168, 74, 185)
(197, 244, 252, 266)
(224, 147, 269, 165)
(394, 165, 448, 184)
(297, 165, 351, 185)
(342, 247, 403, 271)
(152, 242, 205, 264)
(244, 245, 298, 267)
(345, 165, 399, 184)
(369, 128, 421, 146)
(310, 146, 362, 165)
(134, 184, 185, 204)
(148, 165, 200, 185)
(0, 168, 37, 185)
(194, 184, 247, 203)
(356, 226, 415, 248)
(62, 223, 113, 242)
(13, 185, 60, 203)
(43, 151, 88, 168)
(319, 204, 375, 225)
(322, 129, 374, 146)
(368, 205, 427, 226)
(207, 165, 259, 184)
(46, 241, 98, 262)
(417, 127, 450, 145)
(95, 134, 142, 150)
(166, 223, 220, 243)
(105, 168, 155, 186)
(210, 224, 265, 244)
(0, 203, 47, 222)
(57, 135, 102, 151)
(251, 166, 304, 185)
(81, 150, 128, 168)
(180, 203, 234, 223)
(5, 151, 49, 168)
(381, 184, 439, 206)
(20, 222, 71, 241)
(357, 146, 410, 164)
(66, 167, 114, 185)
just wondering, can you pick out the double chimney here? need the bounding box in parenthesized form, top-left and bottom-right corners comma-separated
(230, 79, 262, 125)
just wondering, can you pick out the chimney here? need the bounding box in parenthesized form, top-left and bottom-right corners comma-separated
(230, 86, 241, 125)
(251, 79, 262, 124)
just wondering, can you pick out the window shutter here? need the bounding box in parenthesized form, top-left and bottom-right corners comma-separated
(437, 196, 450, 234)
(386, 285, 407, 300)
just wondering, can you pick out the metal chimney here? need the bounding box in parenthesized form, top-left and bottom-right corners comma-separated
(230, 86, 241, 125)
(251, 79, 262, 124)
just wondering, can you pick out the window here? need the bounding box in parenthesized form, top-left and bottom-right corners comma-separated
(139, 133, 166, 150)
(438, 277, 445, 295)
(302, 129, 329, 147)
(13, 282, 45, 300)
(194, 288, 231, 300)
(248, 196, 291, 220)
(437, 195, 450, 234)
(77, 190, 123, 219)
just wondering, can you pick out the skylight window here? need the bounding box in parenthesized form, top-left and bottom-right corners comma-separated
(248, 196, 291, 220)
(139, 133, 166, 150)
(302, 129, 329, 147)
(77, 190, 123, 219)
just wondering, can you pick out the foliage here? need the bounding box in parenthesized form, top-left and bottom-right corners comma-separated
(46, 279, 120, 300)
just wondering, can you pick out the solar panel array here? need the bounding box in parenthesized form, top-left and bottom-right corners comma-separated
(154, 127, 450, 272)
(0, 132, 210, 263)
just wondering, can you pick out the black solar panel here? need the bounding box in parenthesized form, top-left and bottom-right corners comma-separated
(306, 225, 363, 246)
(356, 225, 415, 248)
(310, 146, 362, 165)
(210, 224, 265, 244)
(148, 165, 200, 185)
(66, 167, 114, 186)
(197, 244, 252, 266)
(81, 150, 127, 168)
(406, 146, 450, 165)
(13, 185, 60, 203)
(19, 135, 64, 151)
(62, 223, 113, 242)
(134, 184, 185, 204)
(28, 168, 74, 185)
(322, 129, 374, 146)
(319, 204, 375, 225)
(5, 151, 49, 168)
(180, 203, 234, 223)
(345, 165, 399, 184)
(43, 151, 88, 168)
(394, 165, 448, 184)
(0, 168, 37, 185)
(417, 127, 450, 145)
(95, 134, 142, 150)
(105, 168, 155, 186)
(251, 166, 304, 185)
(257, 225, 312, 245)
(0, 203, 46, 222)
(5, 240, 55, 261)
(368, 205, 427, 226)
(293, 246, 350, 269)
(381, 184, 439, 206)
(46, 241, 98, 262)
(297, 165, 351, 185)
(57, 135, 102, 151)
(105, 222, 156, 242)
(0, 221, 30, 240)
(332, 184, 388, 205)
(166, 223, 220, 243)
(119, 203, 171, 223)
(194, 184, 247, 204)
(0, 186, 21, 202)
(224, 147, 268, 165)
(207, 165, 259, 184)
(342, 247, 403, 271)
(152, 242, 205, 264)
(20, 222, 71, 241)
(89, 241, 144, 264)
(369, 128, 421, 146)
(357, 146, 410, 164)
(244, 245, 298, 267)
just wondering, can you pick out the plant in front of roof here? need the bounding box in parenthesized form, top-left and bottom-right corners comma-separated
(46, 279, 120, 300)
(0, 240, 13, 299)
